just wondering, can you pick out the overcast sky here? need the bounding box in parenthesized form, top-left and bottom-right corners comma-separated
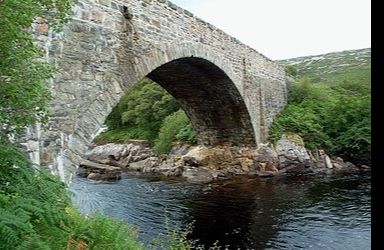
(171, 0, 371, 60)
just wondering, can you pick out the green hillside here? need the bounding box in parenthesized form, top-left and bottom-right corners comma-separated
(279, 48, 371, 85)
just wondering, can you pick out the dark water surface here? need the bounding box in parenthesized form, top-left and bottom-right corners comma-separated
(69, 173, 371, 249)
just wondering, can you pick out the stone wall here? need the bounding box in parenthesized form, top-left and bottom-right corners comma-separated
(26, 0, 288, 182)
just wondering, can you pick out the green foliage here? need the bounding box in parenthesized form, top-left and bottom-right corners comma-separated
(285, 65, 298, 77)
(288, 78, 337, 104)
(154, 110, 195, 154)
(0, 140, 144, 249)
(96, 78, 197, 149)
(270, 77, 371, 163)
(99, 78, 180, 143)
(325, 95, 371, 162)
(269, 104, 333, 150)
(0, 140, 69, 249)
(64, 210, 143, 250)
(93, 127, 146, 145)
(176, 124, 198, 145)
(0, 0, 73, 138)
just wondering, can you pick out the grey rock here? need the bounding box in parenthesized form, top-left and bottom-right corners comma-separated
(87, 173, 102, 180)
(79, 159, 121, 180)
(182, 167, 214, 184)
(85, 143, 155, 168)
(128, 157, 159, 172)
(254, 144, 278, 164)
(325, 155, 333, 169)
(275, 134, 311, 169)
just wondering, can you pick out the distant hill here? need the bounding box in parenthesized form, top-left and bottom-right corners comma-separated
(279, 48, 371, 85)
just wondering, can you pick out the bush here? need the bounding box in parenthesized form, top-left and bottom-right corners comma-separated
(270, 78, 371, 164)
(176, 124, 198, 145)
(154, 110, 195, 154)
(285, 65, 298, 77)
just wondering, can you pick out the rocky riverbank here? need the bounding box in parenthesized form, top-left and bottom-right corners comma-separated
(77, 134, 370, 183)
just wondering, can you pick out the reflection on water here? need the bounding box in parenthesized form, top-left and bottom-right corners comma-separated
(69, 173, 371, 249)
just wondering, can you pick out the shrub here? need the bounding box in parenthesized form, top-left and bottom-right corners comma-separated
(154, 110, 193, 154)
(285, 65, 298, 77)
(270, 78, 371, 163)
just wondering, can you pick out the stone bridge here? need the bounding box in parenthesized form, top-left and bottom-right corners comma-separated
(26, 0, 289, 182)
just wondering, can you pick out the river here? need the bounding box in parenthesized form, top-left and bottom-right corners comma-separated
(69, 172, 371, 249)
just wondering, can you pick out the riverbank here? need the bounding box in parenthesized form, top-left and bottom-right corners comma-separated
(77, 133, 370, 184)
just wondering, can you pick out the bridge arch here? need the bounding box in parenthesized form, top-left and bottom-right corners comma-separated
(116, 43, 257, 147)
(45, 43, 259, 181)
(27, 0, 288, 183)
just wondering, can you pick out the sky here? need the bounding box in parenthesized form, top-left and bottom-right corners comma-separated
(171, 0, 371, 60)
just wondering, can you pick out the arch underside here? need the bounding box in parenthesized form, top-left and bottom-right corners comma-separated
(147, 57, 256, 147)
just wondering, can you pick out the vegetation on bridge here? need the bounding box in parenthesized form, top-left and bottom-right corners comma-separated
(0, 0, 72, 138)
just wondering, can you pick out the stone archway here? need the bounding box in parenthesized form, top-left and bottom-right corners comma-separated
(147, 56, 256, 147)
(33, 43, 262, 183)
(26, 0, 288, 183)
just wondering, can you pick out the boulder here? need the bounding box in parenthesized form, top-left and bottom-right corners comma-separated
(182, 167, 214, 184)
(128, 157, 160, 172)
(87, 173, 102, 180)
(181, 146, 213, 166)
(254, 144, 278, 164)
(85, 143, 127, 164)
(275, 133, 311, 169)
(78, 159, 121, 181)
(84, 143, 155, 168)
(360, 165, 371, 171)
(157, 157, 184, 176)
(325, 155, 333, 169)
(169, 144, 193, 156)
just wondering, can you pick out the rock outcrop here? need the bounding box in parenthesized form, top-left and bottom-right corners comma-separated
(77, 134, 368, 183)
(84, 143, 157, 169)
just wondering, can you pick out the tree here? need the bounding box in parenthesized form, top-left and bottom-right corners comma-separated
(103, 78, 181, 142)
(0, 0, 72, 138)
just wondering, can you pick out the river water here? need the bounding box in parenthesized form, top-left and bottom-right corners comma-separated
(69, 173, 371, 249)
